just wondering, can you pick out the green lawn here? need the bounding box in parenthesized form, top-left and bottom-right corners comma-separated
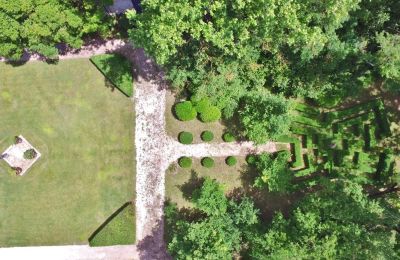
(0, 59, 135, 247)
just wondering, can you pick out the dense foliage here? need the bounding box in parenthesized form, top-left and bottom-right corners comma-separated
(166, 178, 259, 259)
(239, 92, 291, 143)
(0, 0, 113, 60)
(90, 54, 134, 97)
(166, 178, 400, 259)
(178, 131, 193, 144)
(252, 151, 293, 192)
(129, 0, 400, 141)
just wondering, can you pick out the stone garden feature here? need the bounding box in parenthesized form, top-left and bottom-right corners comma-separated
(1, 135, 41, 176)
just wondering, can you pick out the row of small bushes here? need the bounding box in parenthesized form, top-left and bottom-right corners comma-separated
(174, 98, 221, 122)
(178, 156, 238, 168)
(178, 131, 235, 144)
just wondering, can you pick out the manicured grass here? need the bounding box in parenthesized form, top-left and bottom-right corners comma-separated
(0, 59, 135, 247)
(90, 54, 134, 97)
(89, 203, 135, 247)
(166, 92, 227, 143)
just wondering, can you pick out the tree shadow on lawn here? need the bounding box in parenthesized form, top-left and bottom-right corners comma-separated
(88, 201, 134, 245)
(177, 170, 205, 201)
(229, 163, 306, 223)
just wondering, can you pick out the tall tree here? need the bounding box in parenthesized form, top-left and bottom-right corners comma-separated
(247, 180, 400, 259)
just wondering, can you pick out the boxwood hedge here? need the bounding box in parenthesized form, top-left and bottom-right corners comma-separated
(178, 131, 193, 144)
(201, 131, 214, 142)
(201, 157, 215, 168)
(178, 157, 192, 168)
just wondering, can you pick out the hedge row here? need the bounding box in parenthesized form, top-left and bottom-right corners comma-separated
(276, 135, 303, 168)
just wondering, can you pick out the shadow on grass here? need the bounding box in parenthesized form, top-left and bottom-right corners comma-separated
(177, 170, 205, 201)
(88, 201, 132, 243)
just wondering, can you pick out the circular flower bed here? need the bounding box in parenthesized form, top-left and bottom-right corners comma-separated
(201, 157, 215, 168)
(201, 131, 214, 142)
(178, 131, 193, 144)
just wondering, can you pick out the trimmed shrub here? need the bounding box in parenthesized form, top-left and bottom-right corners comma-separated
(178, 157, 192, 168)
(199, 105, 221, 122)
(193, 98, 212, 114)
(246, 154, 256, 164)
(23, 149, 37, 160)
(174, 101, 197, 121)
(226, 156, 237, 166)
(201, 157, 215, 168)
(223, 132, 235, 142)
(201, 131, 214, 142)
(178, 131, 193, 144)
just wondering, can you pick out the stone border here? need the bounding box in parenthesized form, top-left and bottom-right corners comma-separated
(2, 135, 41, 176)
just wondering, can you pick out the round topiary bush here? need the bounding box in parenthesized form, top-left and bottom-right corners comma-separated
(178, 157, 192, 168)
(193, 98, 211, 114)
(199, 106, 221, 123)
(23, 148, 37, 160)
(246, 154, 256, 164)
(223, 132, 235, 142)
(226, 156, 237, 166)
(178, 131, 193, 144)
(174, 101, 197, 121)
(201, 131, 214, 142)
(201, 157, 215, 168)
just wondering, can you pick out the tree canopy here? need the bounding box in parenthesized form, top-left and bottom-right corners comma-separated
(0, 0, 113, 59)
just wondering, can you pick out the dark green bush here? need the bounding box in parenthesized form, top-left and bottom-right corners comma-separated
(226, 156, 237, 166)
(201, 157, 215, 168)
(199, 105, 221, 122)
(223, 132, 235, 142)
(246, 154, 256, 164)
(178, 131, 193, 144)
(201, 131, 214, 142)
(23, 149, 37, 160)
(178, 157, 192, 168)
(174, 101, 197, 121)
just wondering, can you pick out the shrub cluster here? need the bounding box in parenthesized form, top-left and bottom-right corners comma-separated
(178, 157, 192, 168)
(193, 98, 221, 122)
(201, 157, 215, 168)
(225, 156, 237, 166)
(174, 101, 197, 121)
(223, 132, 235, 142)
(201, 131, 214, 142)
(178, 131, 193, 144)
(23, 149, 37, 160)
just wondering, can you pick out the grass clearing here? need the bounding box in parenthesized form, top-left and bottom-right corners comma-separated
(90, 54, 134, 97)
(0, 59, 135, 247)
(89, 202, 135, 247)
